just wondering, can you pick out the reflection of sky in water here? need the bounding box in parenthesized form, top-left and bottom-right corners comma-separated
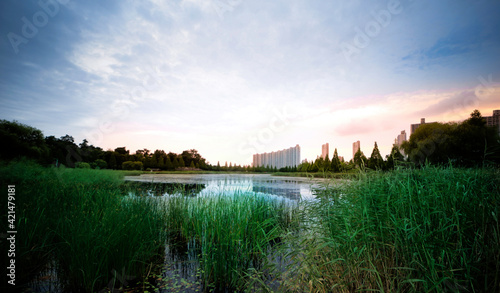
(124, 174, 324, 200)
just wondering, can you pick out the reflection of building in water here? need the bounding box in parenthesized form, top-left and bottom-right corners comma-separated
(252, 185, 301, 200)
(253, 144, 301, 169)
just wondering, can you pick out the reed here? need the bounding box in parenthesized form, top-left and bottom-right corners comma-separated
(0, 160, 167, 292)
(286, 165, 500, 292)
(161, 191, 298, 290)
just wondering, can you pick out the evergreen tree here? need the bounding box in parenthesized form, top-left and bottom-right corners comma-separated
(331, 148, 341, 172)
(368, 142, 384, 170)
(158, 156, 166, 170)
(178, 157, 185, 168)
(353, 149, 367, 168)
(165, 156, 173, 170)
(172, 157, 179, 169)
(324, 154, 331, 171)
(386, 145, 404, 169)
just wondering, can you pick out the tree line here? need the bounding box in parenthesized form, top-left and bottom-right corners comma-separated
(1, 110, 498, 171)
(0, 120, 216, 171)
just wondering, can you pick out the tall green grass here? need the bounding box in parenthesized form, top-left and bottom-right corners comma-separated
(286, 166, 500, 292)
(0, 160, 166, 292)
(161, 191, 298, 290)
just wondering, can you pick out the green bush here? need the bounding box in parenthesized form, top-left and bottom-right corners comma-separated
(122, 161, 143, 170)
(75, 162, 91, 169)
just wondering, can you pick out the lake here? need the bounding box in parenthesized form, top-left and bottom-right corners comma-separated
(124, 173, 328, 200)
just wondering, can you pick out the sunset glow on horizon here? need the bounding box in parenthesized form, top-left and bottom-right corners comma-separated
(1, 0, 500, 165)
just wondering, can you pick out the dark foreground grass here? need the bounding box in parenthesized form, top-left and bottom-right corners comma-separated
(284, 165, 500, 292)
(0, 160, 166, 292)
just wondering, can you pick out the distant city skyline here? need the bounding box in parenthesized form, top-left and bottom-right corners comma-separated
(253, 145, 300, 169)
(1, 1, 499, 165)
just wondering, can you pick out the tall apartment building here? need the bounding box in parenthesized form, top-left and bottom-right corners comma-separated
(485, 110, 500, 134)
(253, 144, 301, 169)
(396, 130, 407, 146)
(352, 140, 360, 159)
(321, 143, 329, 159)
(411, 118, 437, 135)
(394, 130, 407, 155)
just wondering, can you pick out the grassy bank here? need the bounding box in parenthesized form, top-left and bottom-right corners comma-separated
(0, 160, 167, 292)
(284, 166, 500, 292)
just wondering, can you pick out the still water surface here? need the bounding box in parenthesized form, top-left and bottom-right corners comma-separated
(124, 173, 327, 200)
(123, 173, 329, 291)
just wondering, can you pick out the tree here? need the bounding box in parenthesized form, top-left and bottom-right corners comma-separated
(109, 152, 117, 169)
(324, 155, 331, 171)
(165, 156, 173, 170)
(386, 145, 404, 169)
(158, 156, 166, 170)
(402, 110, 500, 167)
(122, 161, 143, 170)
(331, 148, 341, 172)
(178, 157, 185, 168)
(172, 157, 179, 169)
(93, 159, 107, 169)
(368, 142, 384, 170)
(0, 120, 50, 162)
(353, 149, 367, 168)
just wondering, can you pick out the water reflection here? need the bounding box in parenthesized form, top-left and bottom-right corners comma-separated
(124, 174, 321, 200)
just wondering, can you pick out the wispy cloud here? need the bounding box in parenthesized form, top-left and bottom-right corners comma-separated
(1, 0, 499, 164)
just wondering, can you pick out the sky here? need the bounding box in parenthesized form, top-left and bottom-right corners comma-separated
(1, 0, 500, 166)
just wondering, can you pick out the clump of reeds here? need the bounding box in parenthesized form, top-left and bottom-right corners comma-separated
(286, 165, 500, 292)
(162, 191, 298, 290)
(0, 160, 167, 292)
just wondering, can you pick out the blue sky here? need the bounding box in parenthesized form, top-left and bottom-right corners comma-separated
(1, 0, 500, 165)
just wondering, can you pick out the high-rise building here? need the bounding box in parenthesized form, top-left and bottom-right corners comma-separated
(321, 143, 329, 159)
(397, 130, 406, 146)
(411, 118, 425, 135)
(352, 140, 360, 159)
(485, 110, 500, 134)
(411, 118, 437, 135)
(253, 145, 301, 169)
(395, 130, 407, 155)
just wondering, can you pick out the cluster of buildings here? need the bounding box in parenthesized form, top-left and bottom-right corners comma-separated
(252, 144, 301, 169)
(484, 110, 500, 134)
(251, 110, 500, 167)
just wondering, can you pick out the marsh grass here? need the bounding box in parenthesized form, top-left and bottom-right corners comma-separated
(161, 191, 298, 291)
(0, 160, 167, 292)
(286, 165, 500, 292)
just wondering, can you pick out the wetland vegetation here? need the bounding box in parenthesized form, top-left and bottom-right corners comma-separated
(1, 160, 499, 292)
